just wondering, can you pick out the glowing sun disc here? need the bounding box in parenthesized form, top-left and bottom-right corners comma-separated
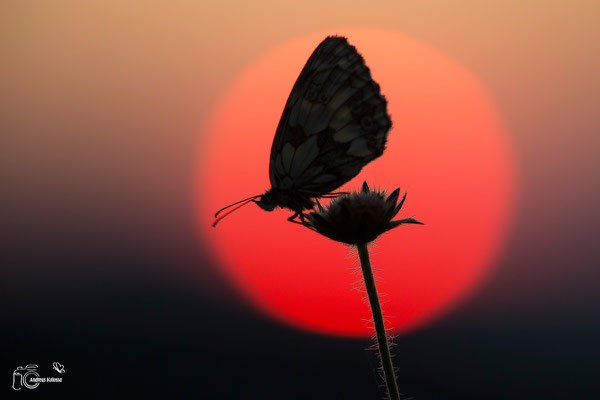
(195, 29, 518, 337)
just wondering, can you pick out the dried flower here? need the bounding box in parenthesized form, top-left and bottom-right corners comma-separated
(303, 182, 423, 244)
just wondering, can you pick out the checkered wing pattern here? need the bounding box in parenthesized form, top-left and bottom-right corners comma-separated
(269, 36, 392, 196)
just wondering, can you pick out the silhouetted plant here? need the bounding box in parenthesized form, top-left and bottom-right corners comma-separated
(303, 181, 423, 400)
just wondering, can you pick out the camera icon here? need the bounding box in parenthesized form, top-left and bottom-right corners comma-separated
(12, 364, 40, 390)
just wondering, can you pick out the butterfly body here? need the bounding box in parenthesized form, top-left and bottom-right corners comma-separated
(256, 188, 315, 213)
(213, 35, 392, 226)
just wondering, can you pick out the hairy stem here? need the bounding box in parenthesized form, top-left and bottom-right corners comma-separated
(357, 242, 401, 400)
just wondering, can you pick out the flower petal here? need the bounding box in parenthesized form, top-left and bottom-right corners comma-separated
(393, 192, 408, 215)
(361, 181, 370, 193)
(386, 188, 400, 207)
(393, 217, 424, 225)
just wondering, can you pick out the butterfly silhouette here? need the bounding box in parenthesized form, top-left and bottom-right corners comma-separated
(214, 36, 392, 226)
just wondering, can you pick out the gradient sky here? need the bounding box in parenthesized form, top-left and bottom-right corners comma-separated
(2, 1, 599, 398)
(3, 0, 599, 315)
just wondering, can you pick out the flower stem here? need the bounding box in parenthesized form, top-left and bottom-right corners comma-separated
(356, 242, 401, 400)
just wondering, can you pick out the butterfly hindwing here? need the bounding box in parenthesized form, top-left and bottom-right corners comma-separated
(269, 36, 392, 196)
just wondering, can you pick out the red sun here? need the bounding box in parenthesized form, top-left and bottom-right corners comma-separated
(196, 29, 517, 337)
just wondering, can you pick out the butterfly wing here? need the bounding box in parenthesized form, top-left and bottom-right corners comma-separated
(269, 36, 392, 196)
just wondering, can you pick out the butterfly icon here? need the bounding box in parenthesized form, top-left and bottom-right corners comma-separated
(214, 36, 392, 226)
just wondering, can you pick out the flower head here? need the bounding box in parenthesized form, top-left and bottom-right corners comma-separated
(303, 182, 423, 244)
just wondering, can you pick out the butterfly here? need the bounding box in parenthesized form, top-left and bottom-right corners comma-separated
(213, 35, 392, 227)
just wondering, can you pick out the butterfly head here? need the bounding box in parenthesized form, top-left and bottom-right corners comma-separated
(255, 193, 276, 211)
(212, 191, 280, 227)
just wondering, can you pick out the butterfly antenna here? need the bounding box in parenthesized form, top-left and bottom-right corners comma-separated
(212, 196, 259, 227)
(214, 195, 261, 218)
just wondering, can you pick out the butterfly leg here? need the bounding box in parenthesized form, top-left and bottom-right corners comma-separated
(299, 212, 310, 224)
(287, 212, 304, 225)
(321, 191, 348, 198)
(288, 211, 314, 227)
(314, 198, 325, 212)
(298, 212, 316, 230)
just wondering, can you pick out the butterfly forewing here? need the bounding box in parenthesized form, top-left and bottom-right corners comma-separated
(269, 36, 392, 196)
